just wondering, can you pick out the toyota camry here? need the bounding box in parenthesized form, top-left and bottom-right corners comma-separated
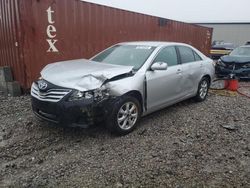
(31, 42, 215, 135)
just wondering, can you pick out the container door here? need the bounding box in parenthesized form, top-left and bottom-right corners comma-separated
(0, 0, 24, 88)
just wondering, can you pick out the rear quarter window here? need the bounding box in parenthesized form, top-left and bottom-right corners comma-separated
(193, 50, 202, 61)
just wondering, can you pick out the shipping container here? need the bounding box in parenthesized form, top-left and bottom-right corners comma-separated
(0, 0, 213, 90)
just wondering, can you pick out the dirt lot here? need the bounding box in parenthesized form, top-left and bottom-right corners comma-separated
(0, 88, 250, 187)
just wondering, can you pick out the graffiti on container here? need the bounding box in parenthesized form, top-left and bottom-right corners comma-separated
(46, 6, 59, 52)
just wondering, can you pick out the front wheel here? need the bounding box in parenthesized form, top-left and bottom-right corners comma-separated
(106, 96, 141, 135)
(194, 77, 209, 102)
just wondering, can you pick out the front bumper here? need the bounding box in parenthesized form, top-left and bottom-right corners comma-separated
(31, 96, 114, 128)
(31, 81, 116, 128)
(215, 65, 250, 79)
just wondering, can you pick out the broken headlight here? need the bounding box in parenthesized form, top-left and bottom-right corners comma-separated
(68, 88, 109, 102)
(242, 64, 250, 68)
(217, 59, 226, 67)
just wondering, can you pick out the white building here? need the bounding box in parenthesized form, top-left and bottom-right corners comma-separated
(199, 23, 250, 46)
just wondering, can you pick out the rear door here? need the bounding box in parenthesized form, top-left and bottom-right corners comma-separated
(177, 46, 204, 96)
(146, 46, 183, 112)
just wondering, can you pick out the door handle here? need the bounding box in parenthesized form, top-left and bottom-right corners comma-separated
(176, 69, 182, 74)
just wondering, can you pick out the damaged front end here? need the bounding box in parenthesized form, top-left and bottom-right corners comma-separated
(31, 59, 136, 128)
(31, 79, 119, 128)
(216, 56, 250, 79)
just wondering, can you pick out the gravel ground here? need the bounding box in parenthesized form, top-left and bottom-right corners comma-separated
(0, 87, 250, 187)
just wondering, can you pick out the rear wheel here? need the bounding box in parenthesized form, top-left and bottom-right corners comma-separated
(194, 77, 209, 102)
(106, 96, 141, 135)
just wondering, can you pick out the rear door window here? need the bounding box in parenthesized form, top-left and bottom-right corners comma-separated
(178, 46, 195, 64)
(153, 46, 178, 67)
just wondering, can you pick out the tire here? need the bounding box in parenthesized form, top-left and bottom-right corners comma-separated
(194, 77, 209, 102)
(106, 95, 142, 135)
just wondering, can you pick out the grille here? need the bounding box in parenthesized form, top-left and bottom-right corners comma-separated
(224, 64, 248, 70)
(31, 83, 71, 102)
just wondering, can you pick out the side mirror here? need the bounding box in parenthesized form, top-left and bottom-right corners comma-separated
(151, 62, 168, 71)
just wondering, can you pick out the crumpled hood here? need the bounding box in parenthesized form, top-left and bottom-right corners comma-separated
(221, 55, 250, 64)
(41, 59, 133, 91)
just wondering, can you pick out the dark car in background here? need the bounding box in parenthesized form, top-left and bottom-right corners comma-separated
(210, 41, 235, 60)
(216, 45, 250, 79)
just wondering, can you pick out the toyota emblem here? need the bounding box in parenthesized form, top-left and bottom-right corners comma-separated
(38, 81, 48, 90)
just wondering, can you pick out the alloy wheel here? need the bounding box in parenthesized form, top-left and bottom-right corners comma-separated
(117, 102, 138, 130)
(199, 80, 208, 99)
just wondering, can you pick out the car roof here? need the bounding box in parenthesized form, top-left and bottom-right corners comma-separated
(239, 45, 250, 48)
(118, 41, 191, 47)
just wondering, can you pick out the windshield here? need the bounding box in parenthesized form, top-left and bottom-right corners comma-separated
(92, 45, 156, 70)
(230, 47, 250, 56)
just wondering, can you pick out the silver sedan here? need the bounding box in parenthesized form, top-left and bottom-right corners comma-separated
(31, 42, 215, 135)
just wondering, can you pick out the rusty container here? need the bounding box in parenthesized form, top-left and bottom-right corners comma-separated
(0, 0, 213, 90)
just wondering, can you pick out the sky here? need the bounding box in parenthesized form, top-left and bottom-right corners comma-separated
(82, 0, 250, 23)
